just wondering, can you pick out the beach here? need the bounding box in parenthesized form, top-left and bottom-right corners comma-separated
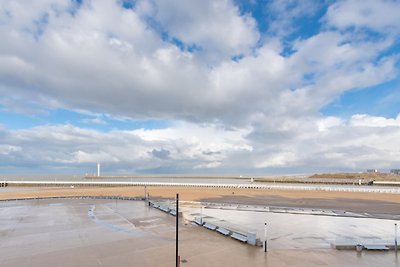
(1, 186, 400, 216)
(1, 186, 400, 267)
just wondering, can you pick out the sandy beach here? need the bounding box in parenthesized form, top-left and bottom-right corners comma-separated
(1, 186, 400, 217)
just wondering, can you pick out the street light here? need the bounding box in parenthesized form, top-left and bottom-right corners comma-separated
(176, 193, 180, 267)
(264, 222, 268, 252)
(395, 223, 398, 253)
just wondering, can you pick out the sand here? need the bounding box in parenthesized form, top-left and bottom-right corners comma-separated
(1, 186, 400, 216)
(1, 187, 400, 267)
(1, 198, 399, 267)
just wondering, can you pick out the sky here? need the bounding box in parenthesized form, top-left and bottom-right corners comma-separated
(0, 0, 400, 175)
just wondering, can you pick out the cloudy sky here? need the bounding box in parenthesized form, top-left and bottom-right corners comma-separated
(1, 0, 400, 175)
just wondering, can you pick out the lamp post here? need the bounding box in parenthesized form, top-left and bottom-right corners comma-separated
(176, 193, 180, 267)
(264, 222, 267, 252)
(395, 223, 398, 253)
(200, 205, 203, 224)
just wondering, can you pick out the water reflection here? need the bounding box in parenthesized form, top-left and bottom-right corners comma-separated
(184, 207, 399, 249)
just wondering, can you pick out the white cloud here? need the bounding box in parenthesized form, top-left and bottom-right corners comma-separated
(255, 151, 297, 168)
(142, 0, 259, 60)
(0, 123, 252, 172)
(350, 114, 400, 127)
(73, 150, 120, 164)
(0, 0, 397, 124)
(266, 0, 323, 37)
(1, 112, 400, 173)
(288, 31, 398, 110)
(0, 0, 400, 173)
(326, 0, 400, 33)
(81, 117, 107, 125)
(317, 116, 343, 132)
(0, 145, 22, 155)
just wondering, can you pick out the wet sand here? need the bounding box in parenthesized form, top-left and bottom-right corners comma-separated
(1, 198, 399, 267)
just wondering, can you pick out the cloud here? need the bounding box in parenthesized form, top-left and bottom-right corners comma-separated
(244, 112, 400, 171)
(81, 117, 107, 125)
(0, 0, 400, 173)
(326, 0, 400, 33)
(1, 111, 400, 173)
(0, 122, 252, 173)
(0, 145, 22, 155)
(264, 0, 324, 37)
(141, 0, 259, 60)
(151, 148, 170, 160)
(350, 114, 400, 127)
(0, 0, 397, 124)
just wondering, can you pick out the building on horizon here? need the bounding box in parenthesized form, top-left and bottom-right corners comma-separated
(390, 169, 400, 175)
(366, 169, 378, 173)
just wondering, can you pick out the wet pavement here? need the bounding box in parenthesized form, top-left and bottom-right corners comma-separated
(0, 199, 399, 266)
(182, 205, 399, 250)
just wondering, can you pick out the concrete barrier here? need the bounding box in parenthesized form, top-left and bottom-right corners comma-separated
(158, 206, 170, 213)
(203, 223, 217, 231)
(246, 233, 258, 246)
(231, 233, 247, 242)
(216, 227, 231, 236)
(332, 241, 397, 251)
(194, 217, 204, 225)
(169, 209, 177, 216)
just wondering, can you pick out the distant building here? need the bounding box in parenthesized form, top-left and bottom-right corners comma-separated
(366, 169, 378, 173)
(390, 169, 400, 175)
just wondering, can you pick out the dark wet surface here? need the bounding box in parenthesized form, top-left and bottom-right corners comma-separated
(183, 206, 399, 250)
(200, 195, 400, 218)
(0, 198, 399, 266)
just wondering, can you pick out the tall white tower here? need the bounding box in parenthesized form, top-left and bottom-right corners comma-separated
(97, 163, 100, 177)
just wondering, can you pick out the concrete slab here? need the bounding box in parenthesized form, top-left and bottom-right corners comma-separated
(364, 245, 389, 251)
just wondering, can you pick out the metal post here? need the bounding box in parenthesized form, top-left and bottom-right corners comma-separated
(144, 186, 147, 200)
(200, 205, 203, 224)
(264, 222, 267, 252)
(176, 193, 179, 267)
(395, 223, 398, 253)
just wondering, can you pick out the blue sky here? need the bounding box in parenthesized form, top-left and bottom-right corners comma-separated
(0, 0, 399, 174)
(0, 108, 170, 131)
(322, 77, 400, 118)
